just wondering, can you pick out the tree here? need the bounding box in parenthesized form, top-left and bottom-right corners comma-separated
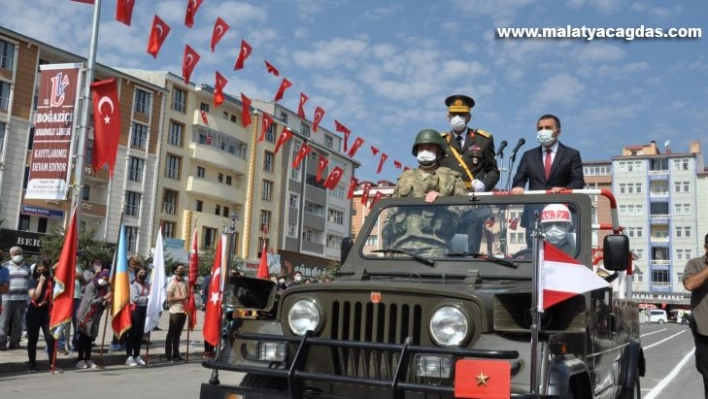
(41, 225, 113, 267)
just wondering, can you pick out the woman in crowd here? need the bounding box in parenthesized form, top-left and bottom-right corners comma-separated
(125, 264, 149, 366)
(26, 259, 59, 373)
(75, 268, 111, 369)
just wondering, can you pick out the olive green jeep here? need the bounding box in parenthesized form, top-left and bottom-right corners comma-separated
(201, 191, 645, 398)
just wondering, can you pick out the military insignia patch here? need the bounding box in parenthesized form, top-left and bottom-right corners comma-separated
(371, 291, 382, 304)
(475, 129, 491, 138)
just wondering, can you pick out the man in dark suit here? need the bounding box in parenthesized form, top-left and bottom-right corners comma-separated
(511, 114, 585, 246)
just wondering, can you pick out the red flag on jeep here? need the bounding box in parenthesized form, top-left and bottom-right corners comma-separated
(454, 359, 510, 399)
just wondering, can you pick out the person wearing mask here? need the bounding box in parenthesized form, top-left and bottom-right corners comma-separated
(540, 204, 576, 256)
(511, 114, 584, 246)
(0, 246, 31, 350)
(25, 260, 61, 373)
(75, 269, 111, 369)
(125, 264, 150, 366)
(165, 263, 188, 362)
(683, 234, 708, 397)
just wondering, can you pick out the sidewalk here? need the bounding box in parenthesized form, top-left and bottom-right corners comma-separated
(0, 310, 206, 375)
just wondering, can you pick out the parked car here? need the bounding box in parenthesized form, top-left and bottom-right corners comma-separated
(647, 309, 668, 324)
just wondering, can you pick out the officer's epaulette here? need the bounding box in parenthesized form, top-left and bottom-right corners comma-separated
(474, 129, 491, 138)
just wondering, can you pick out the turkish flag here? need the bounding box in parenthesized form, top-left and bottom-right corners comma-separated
(376, 153, 389, 174)
(361, 183, 372, 205)
(184, 0, 204, 28)
(454, 359, 511, 399)
(370, 191, 384, 209)
(240, 93, 252, 128)
(187, 227, 199, 331)
(258, 113, 273, 142)
(257, 241, 270, 279)
(234, 39, 252, 70)
(214, 71, 228, 107)
(297, 93, 308, 118)
(203, 235, 223, 347)
(147, 15, 170, 59)
(293, 141, 312, 169)
(312, 106, 325, 133)
(371, 146, 379, 156)
(323, 166, 344, 190)
(347, 177, 358, 200)
(334, 119, 350, 152)
(116, 0, 135, 26)
(265, 60, 279, 76)
(182, 44, 200, 85)
(393, 160, 402, 169)
(274, 127, 293, 154)
(210, 17, 230, 52)
(316, 155, 329, 182)
(347, 136, 365, 158)
(509, 217, 519, 231)
(48, 208, 77, 340)
(91, 78, 121, 177)
(273, 78, 292, 102)
(200, 109, 209, 124)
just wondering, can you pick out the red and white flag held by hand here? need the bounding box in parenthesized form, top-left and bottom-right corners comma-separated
(273, 78, 292, 102)
(234, 39, 252, 70)
(214, 71, 228, 107)
(312, 106, 326, 133)
(184, 0, 204, 28)
(182, 44, 200, 85)
(297, 93, 308, 118)
(147, 15, 170, 58)
(210, 17, 230, 52)
(116, 0, 136, 26)
(539, 240, 609, 312)
(91, 78, 121, 177)
(203, 235, 224, 347)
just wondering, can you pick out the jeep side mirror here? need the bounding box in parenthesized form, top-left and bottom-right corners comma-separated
(341, 237, 354, 263)
(602, 234, 630, 272)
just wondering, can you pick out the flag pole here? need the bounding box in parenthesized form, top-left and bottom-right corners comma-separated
(210, 214, 237, 385)
(530, 213, 543, 395)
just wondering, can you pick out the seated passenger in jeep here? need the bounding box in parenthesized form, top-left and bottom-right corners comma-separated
(541, 203, 576, 256)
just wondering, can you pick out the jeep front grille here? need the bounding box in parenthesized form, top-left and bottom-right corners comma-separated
(330, 301, 422, 380)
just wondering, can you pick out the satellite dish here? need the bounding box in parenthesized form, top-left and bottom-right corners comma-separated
(664, 140, 670, 148)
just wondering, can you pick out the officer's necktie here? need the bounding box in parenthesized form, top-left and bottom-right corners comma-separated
(455, 135, 463, 149)
(544, 149, 553, 180)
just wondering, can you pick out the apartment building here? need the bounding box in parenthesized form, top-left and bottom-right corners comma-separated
(0, 27, 164, 255)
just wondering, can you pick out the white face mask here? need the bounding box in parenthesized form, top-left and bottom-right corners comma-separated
(294, 275, 303, 283)
(537, 129, 556, 146)
(416, 149, 437, 165)
(278, 278, 286, 285)
(450, 115, 467, 132)
(544, 226, 567, 245)
(98, 278, 108, 286)
(12, 255, 23, 263)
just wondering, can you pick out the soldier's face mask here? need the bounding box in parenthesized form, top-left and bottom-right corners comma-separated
(450, 115, 467, 132)
(544, 223, 569, 245)
(417, 149, 437, 166)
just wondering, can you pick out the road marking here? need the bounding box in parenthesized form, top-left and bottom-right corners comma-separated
(643, 347, 695, 399)
(643, 330, 686, 350)
(640, 329, 667, 337)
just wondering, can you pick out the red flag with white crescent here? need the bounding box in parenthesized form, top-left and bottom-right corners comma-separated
(182, 44, 200, 85)
(274, 127, 293, 155)
(393, 160, 402, 169)
(210, 17, 230, 52)
(147, 15, 170, 59)
(187, 227, 199, 330)
(265, 60, 280, 76)
(234, 39, 252, 70)
(347, 177, 358, 200)
(371, 146, 379, 156)
(316, 155, 329, 182)
(274, 78, 292, 102)
(376, 153, 389, 174)
(203, 235, 224, 346)
(323, 166, 344, 190)
(200, 109, 209, 125)
(297, 93, 308, 118)
(370, 191, 384, 209)
(259, 113, 273, 142)
(293, 141, 312, 169)
(116, 0, 135, 26)
(91, 78, 121, 177)
(347, 136, 365, 158)
(240, 93, 252, 128)
(312, 106, 325, 133)
(184, 0, 204, 28)
(214, 71, 228, 108)
(361, 182, 372, 205)
(334, 119, 351, 152)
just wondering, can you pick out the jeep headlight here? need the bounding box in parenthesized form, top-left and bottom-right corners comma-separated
(430, 306, 468, 346)
(288, 299, 321, 336)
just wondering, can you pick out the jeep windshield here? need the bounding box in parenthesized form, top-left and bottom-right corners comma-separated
(360, 196, 580, 264)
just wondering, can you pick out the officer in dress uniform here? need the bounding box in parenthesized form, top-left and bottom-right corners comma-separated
(439, 95, 500, 254)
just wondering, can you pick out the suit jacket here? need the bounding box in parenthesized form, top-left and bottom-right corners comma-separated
(439, 128, 500, 191)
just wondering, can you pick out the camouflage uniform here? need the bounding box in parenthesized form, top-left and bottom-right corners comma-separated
(392, 167, 467, 198)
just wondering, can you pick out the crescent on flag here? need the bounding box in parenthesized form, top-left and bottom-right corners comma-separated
(156, 24, 164, 38)
(97, 96, 114, 124)
(185, 54, 194, 68)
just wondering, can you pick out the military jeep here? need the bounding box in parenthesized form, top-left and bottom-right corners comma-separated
(201, 191, 645, 398)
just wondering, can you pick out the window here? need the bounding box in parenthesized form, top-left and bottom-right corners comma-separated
(200, 102, 209, 113)
(223, 111, 228, 119)
(262, 180, 274, 202)
(197, 166, 206, 178)
(260, 210, 272, 234)
(300, 122, 311, 138)
(279, 111, 288, 124)
(134, 89, 150, 115)
(162, 189, 178, 215)
(289, 193, 299, 208)
(263, 151, 274, 173)
(130, 122, 148, 148)
(289, 140, 301, 180)
(226, 176, 232, 185)
(168, 121, 184, 146)
(0, 121, 5, 150)
(305, 201, 325, 216)
(203, 227, 218, 250)
(215, 204, 221, 215)
(0, 81, 10, 111)
(651, 270, 670, 286)
(163, 221, 176, 238)
(82, 186, 90, 201)
(195, 200, 203, 212)
(330, 184, 346, 200)
(0, 39, 15, 70)
(128, 157, 145, 182)
(328, 208, 344, 225)
(366, 235, 378, 247)
(302, 229, 312, 241)
(266, 123, 276, 143)
(627, 227, 643, 238)
(125, 191, 142, 216)
(634, 249, 643, 260)
(171, 88, 186, 113)
(673, 158, 690, 171)
(325, 135, 333, 149)
(218, 173, 224, 183)
(223, 206, 230, 218)
(19, 215, 30, 231)
(327, 234, 343, 249)
(165, 154, 181, 180)
(675, 226, 691, 239)
(230, 114, 237, 123)
(125, 226, 138, 252)
(288, 223, 297, 237)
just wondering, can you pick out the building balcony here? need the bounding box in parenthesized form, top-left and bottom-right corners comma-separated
(649, 214, 670, 224)
(189, 143, 247, 175)
(83, 164, 111, 182)
(648, 170, 669, 180)
(186, 176, 244, 205)
(80, 200, 108, 218)
(649, 236, 669, 246)
(649, 260, 670, 267)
